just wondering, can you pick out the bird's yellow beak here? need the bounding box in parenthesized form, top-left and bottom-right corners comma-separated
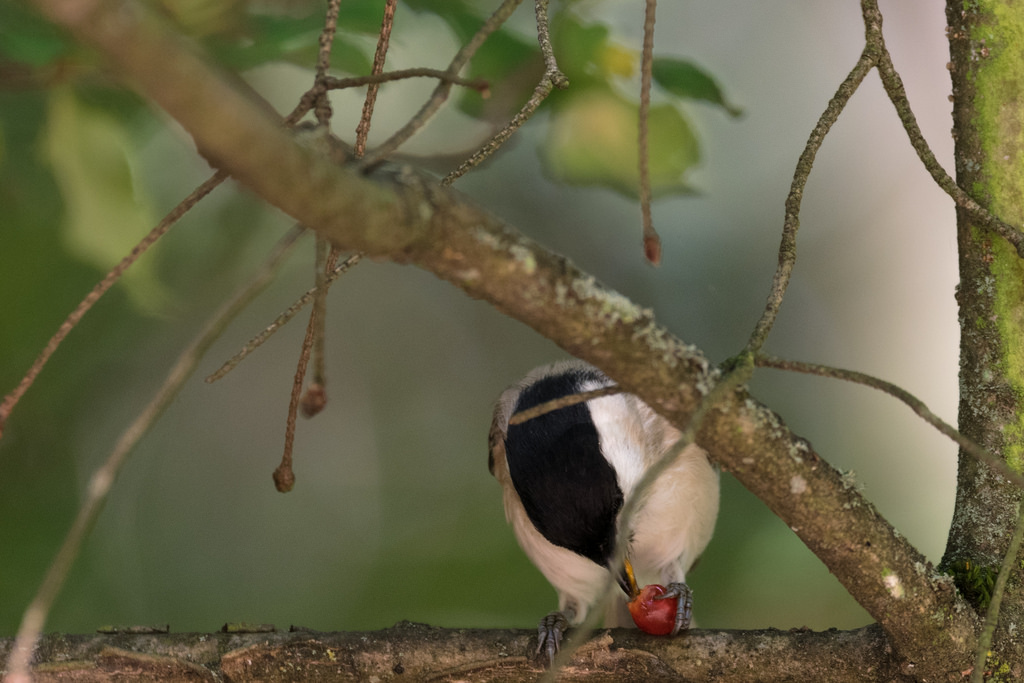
(620, 556, 641, 599)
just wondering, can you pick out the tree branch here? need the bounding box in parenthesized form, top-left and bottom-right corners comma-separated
(27, 0, 979, 676)
(0, 623, 916, 682)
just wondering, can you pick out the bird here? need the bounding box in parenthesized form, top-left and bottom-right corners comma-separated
(488, 359, 720, 661)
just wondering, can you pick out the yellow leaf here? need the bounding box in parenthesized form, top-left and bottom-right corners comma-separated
(598, 43, 636, 78)
(543, 89, 699, 199)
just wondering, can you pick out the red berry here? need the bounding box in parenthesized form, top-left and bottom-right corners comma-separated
(627, 584, 678, 635)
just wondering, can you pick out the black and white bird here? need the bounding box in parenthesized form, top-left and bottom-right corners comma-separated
(488, 360, 719, 660)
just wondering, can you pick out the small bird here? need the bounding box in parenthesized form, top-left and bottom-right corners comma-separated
(488, 360, 719, 661)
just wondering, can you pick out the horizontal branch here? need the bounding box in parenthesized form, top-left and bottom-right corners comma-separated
(0, 624, 914, 682)
(29, 0, 978, 677)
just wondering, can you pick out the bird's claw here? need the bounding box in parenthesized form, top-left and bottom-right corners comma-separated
(536, 611, 569, 665)
(655, 581, 693, 636)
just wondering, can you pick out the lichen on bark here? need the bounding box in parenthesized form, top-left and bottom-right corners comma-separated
(944, 1, 1024, 667)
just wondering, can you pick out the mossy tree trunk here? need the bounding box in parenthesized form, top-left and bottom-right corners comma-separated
(945, 0, 1024, 663)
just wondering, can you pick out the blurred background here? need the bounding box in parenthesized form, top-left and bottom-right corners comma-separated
(1, 1, 957, 635)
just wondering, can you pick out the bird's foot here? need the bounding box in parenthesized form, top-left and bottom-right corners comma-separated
(536, 610, 569, 665)
(656, 581, 693, 636)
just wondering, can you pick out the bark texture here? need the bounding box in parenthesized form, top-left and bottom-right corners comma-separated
(944, 1, 1024, 670)
(1, 623, 913, 682)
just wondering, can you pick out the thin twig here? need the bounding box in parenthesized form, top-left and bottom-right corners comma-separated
(862, 0, 1024, 256)
(325, 69, 488, 95)
(1, 225, 304, 683)
(304, 236, 330, 413)
(0, 170, 227, 441)
(361, 0, 526, 167)
(281, 0, 342, 127)
(204, 253, 363, 383)
(743, 45, 877, 354)
(638, 0, 659, 265)
(754, 354, 1024, 490)
(441, 0, 566, 185)
(355, 0, 398, 157)
(283, 92, 316, 127)
(971, 502, 1024, 683)
(311, 238, 328, 386)
(533, 0, 568, 88)
(508, 385, 623, 426)
(313, 0, 342, 126)
(275, 303, 316, 493)
(441, 78, 551, 185)
(300, 244, 339, 418)
(289, 0, 359, 434)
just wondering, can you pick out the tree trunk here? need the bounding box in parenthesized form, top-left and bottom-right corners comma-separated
(945, 0, 1024, 666)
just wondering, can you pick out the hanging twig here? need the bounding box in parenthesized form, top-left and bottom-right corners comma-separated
(300, 236, 331, 418)
(297, 0, 343, 411)
(638, 0, 659, 265)
(275, 301, 317, 493)
(294, 0, 398, 426)
(0, 169, 227, 441)
(2, 225, 305, 683)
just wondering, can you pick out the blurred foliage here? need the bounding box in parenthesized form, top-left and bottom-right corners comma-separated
(543, 89, 699, 198)
(44, 88, 167, 311)
(0, 0, 739, 209)
(536, 11, 738, 198)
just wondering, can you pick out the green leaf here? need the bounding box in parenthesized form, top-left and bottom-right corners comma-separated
(550, 13, 628, 91)
(43, 88, 169, 313)
(212, 13, 371, 74)
(335, 0, 398, 35)
(652, 57, 742, 117)
(402, 1, 541, 119)
(542, 89, 699, 199)
(0, 3, 70, 66)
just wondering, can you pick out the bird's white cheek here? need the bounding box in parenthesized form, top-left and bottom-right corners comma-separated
(585, 395, 648, 491)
